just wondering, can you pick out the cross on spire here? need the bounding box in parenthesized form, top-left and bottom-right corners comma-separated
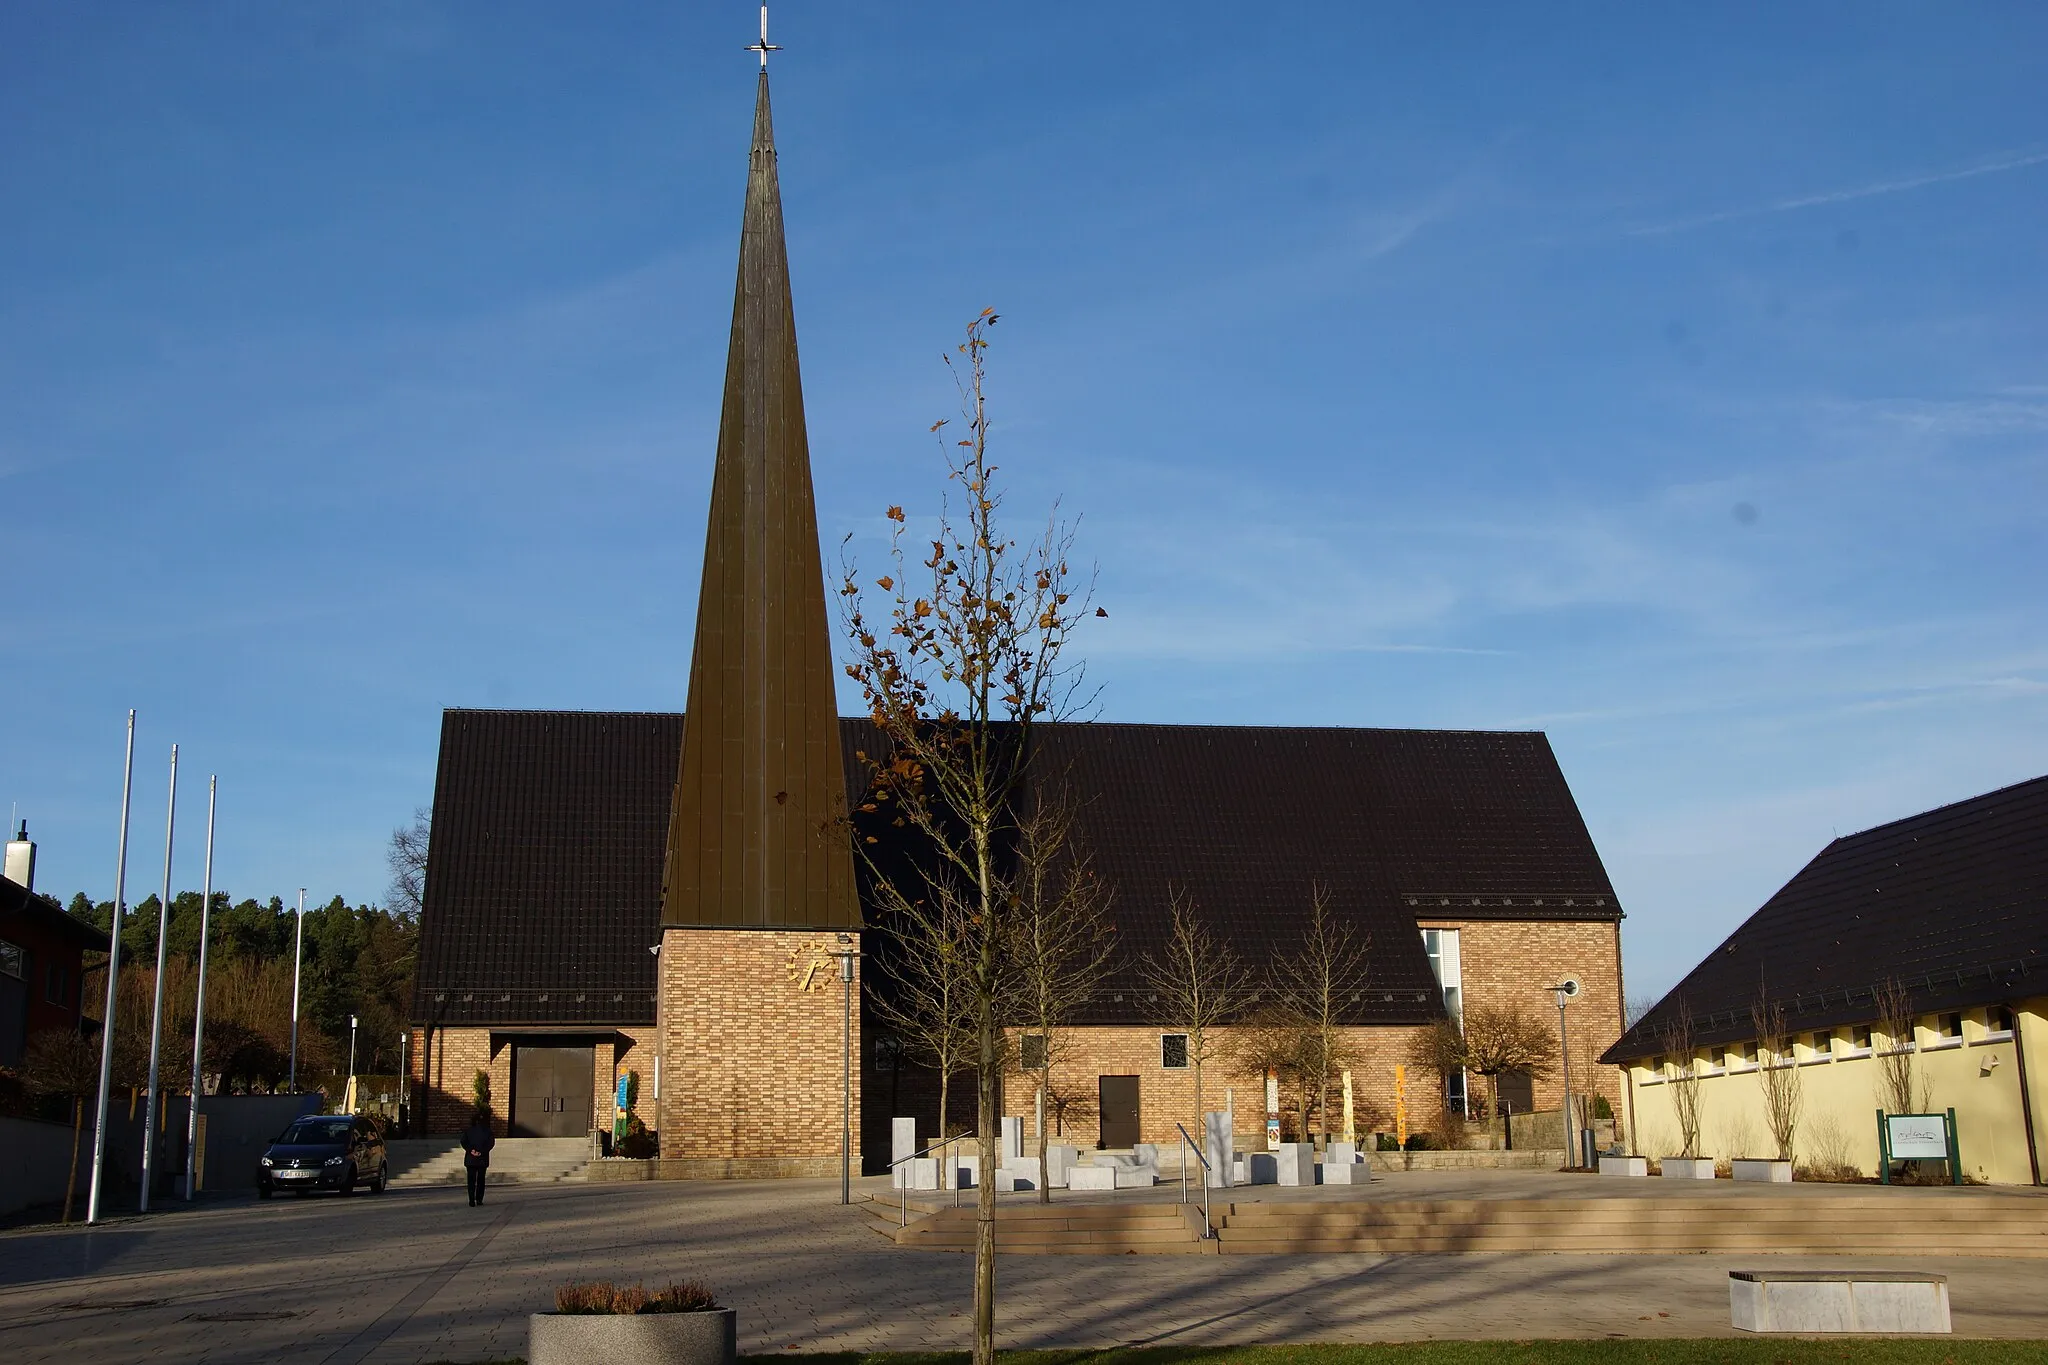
(745, 4, 780, 69)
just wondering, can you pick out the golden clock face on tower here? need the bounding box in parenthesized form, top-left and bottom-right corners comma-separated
(784, 940, 834, 993)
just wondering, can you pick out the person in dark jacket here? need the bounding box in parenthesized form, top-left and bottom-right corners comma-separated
(461, 1111, 496, 1206)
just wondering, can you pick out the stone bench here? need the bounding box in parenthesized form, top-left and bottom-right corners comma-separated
(1730, 1271, 1949, 1335)
(1068, 1162, 1157, 1190)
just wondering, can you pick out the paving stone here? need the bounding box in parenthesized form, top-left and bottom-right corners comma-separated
(0, 1172, 2043, 1362)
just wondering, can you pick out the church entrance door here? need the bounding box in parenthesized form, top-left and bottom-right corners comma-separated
(511, 1044, 594, 1137)
(1098, 1075, 1140, 1149)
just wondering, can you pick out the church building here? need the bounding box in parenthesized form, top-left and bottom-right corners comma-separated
(408, 64, 1630, 1175)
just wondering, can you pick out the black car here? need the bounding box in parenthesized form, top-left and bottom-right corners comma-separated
(257, 1114, 388, 1198)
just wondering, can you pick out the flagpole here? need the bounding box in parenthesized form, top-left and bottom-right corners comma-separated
(185, 776, 217, 1200)
(288, 888, 306, 1092)
(86, 711, 138, 1226)
(140, 744, 178, 1212)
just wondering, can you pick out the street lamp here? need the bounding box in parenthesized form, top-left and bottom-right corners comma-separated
(1547, 978, 1582, 1167)
(347, 1014, 359, 1108)
(836, 933, 857, 1206)
(287, 889, 306, 1092)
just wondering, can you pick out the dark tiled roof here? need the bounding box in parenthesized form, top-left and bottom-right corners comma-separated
(414, 711, 677, 1026)
(1024, 724, 1619, 1025)
(415, 712, 1621, 1028)
(1604, 775, 2048, 1063)
(0, 877, 112, 951)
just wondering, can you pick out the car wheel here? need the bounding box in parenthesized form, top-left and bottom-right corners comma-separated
(371, 1161, 388, 1194)
(258, 1186, 273, 1200)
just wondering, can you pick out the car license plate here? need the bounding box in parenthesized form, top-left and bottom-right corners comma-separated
(277, 1169, 310, 1179)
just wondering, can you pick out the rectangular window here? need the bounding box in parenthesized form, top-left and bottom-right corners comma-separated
(1019, 1035, 1047, 1072)
(0, 939, 22, 981)
(1927, 1012, 1965, 1047)
(1421, 927, 1462, 1022)
(1987, 1006, 2016, 1039)
(1849, 1024, 1874, 1052)
(1160, 1033, 1189, 1070)
(45, 961, 68, 1006)
(1809, 1030, 1832, 1059)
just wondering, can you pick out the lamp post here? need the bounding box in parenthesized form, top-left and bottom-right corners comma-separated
(347, 1014, 359, 1108)
(1548, 978, 1582, 1167)
(287, 889, 306, 1092)
(837, 933, 856, 1206)
(86, 710, 138, 1227)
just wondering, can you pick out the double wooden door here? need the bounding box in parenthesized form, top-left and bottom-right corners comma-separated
(511, 1045, 594, 1137)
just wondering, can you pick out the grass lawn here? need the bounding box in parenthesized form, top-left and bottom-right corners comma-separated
(436, 1345, 2048, 1365)
(727, 1348, 2048, 1365)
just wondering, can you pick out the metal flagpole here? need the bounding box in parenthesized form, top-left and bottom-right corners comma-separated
(185, 776, 216, 1200)
(288, 889, 306, 1091)
(139, 745, 179, 1212)
(86, 711, 138, 1226)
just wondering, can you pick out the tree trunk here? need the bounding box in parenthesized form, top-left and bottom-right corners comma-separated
(63, 1096, 84, 1224)
(1034, 1057, 1051, 1205)
(937, 1070, 951, 1190)
(973, 1005, 999, 1365)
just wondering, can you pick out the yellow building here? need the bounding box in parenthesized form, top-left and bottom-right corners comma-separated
(1604, 776, 2046, 1186)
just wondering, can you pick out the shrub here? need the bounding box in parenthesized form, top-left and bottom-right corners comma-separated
(1403, 1131, 1439, 1151)
(554, 1280, 720, 1314)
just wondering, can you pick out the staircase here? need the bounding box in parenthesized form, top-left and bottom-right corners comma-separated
(385, 1136, 593, 1188)
(878, 1199, 1214, 1255)
(1211, 1196, 2048, 1257)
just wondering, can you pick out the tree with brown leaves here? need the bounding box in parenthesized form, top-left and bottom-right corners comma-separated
(838, 310, 1096, 1365)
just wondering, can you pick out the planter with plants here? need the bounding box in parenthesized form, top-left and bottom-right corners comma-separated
(530, 1281, 733, 1365)
(1660, 1157, 1716, 1179)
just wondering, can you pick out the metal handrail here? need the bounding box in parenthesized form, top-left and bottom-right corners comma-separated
(887, 1135, 968, 1225)
(1176, 1123, 1214, 1238)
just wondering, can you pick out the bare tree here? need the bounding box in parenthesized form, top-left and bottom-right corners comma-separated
(1138, 887, 1255, 1140)
(18, 1029, 101, 1222)
(1752, 990, 1801, 1162)
(1873, 976, 1931, 1115)
(1008, 794, 1114, 1203)
(1268, 884, 1371, 1147)
(1415, 1002, 1557, 1124)
(839, 310, 1095, 1365)
(388, 807, 430, 920)
(1660, 998, 1704, 1160)
(866, 890, 976, 1181)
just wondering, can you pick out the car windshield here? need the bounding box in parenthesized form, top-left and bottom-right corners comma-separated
(278, 1118, 354, 1145)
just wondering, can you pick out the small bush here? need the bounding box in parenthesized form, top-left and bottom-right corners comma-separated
(1376, 1133, 1400, 1151)
(1403, 1131, 1439, 1152)
(554, 1280, 720, 1314)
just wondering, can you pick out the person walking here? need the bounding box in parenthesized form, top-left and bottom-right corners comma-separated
(461, 1110, 495, 1207)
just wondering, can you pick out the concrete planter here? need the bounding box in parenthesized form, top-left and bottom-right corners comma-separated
(1732, 1158, 1793, 1183)
(1598, 1155, 1648, 1177)
(530, 1309, 735, 1365)
(1661, 1157, 1717, 1179)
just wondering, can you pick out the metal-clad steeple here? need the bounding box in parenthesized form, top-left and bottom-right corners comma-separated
(661, 70, 857, 931)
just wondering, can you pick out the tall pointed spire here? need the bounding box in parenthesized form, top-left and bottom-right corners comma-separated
(662, 71, 857, 931)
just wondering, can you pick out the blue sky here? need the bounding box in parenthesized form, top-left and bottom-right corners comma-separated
(3, 3, 2043, 1000)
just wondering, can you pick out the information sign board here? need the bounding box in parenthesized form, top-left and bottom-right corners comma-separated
(1886, 1113, 1949, 1159)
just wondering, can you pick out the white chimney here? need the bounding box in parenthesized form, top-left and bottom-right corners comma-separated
(3, 820, 33, 891)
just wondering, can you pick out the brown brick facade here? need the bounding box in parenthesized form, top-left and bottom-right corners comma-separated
(1422, 917, 1626, 1122)
(657, 927, 861, 1164)
(409, 1024, 656, 1137)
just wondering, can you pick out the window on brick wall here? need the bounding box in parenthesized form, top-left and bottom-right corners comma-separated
(1020, 1034, 1047, 1071)
(1160, 1033, 1189, 1069)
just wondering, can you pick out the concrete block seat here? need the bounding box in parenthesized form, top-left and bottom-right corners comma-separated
(1730, 1270, 1950, 1334)
(1069, 1153, 1159, 1190)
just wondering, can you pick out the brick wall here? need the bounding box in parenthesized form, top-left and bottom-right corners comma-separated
(411, 1025, 509, 1136)
(1425, 917, 1625, 1122)
(408, 1024, 658, 1138)
(658, 927, 861, 1161)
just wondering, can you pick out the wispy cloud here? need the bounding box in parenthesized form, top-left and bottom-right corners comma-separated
(1625, 148, 2048, 236)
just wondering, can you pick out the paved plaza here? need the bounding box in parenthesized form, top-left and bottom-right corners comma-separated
(3, 1173, 2045, 1363)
